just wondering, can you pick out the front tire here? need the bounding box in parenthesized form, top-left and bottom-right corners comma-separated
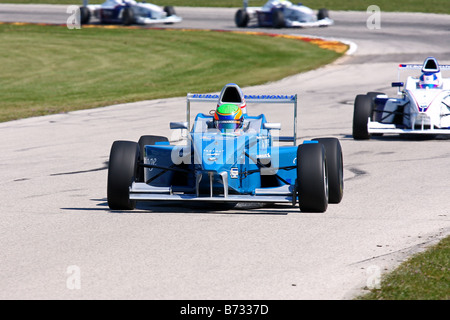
(352, 94, 373, 140)
(297, 143, 328, 212)
(235, 9, 249, 27)
(107, 141, 139, 210)
(79, 6, 90, 24)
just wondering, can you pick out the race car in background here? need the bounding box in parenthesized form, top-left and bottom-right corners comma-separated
(353, 57, 450, 139)
(79, 0, 182, 25)
(235, 0, 333, 28)
(107, 83, 343, 213)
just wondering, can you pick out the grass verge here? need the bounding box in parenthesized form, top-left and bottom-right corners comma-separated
(358, 235, 450, 300)
(1, 0, 449, 14)
(0, 23, 342, 122)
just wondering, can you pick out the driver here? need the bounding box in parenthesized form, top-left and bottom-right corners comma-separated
(418, 71, 442, 89)
(214, 104, 244, 133)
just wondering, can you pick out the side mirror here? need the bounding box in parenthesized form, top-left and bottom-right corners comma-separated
(170, 121, 188, 130)
(263, 122, 281, 130)
(392, 82, 404, 96)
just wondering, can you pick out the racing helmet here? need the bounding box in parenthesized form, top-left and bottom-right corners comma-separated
(419, 72, 441, 89)
(214, 104, 244, 132)
(218, 83, 247, 115)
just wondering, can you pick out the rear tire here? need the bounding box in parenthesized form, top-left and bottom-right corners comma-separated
(312, 138, 343, 204)
(137, 135, 169, 182)
(164, 6, 175, 17)
(366, 91, 384, 122)
(138, 135, 169, 158)
(122, 7, 135, 25)
(107, 141, 139, 210)
(317, 8, 329, 20)
(366, 92, 386, 137)
(272, 9, 285, 28)
(352, 94, 372, 140)
(297, 143, 328, 212)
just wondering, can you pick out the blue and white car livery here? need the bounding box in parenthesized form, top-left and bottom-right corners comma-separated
(107, 84, 344, 212)
(235, 0, 333, 28)
(79, 0, 182, 25)
(353, 57, 450, 139)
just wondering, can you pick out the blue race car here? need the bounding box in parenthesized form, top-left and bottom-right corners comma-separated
(107, 84, 343, 212)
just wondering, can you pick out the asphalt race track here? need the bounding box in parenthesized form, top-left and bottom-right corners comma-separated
(0, 5, 449, 300)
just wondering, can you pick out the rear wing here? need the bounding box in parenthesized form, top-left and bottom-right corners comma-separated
(397, 62, 450, 84)
(398, 64, 450, 70)
(186, 93, 298, 145)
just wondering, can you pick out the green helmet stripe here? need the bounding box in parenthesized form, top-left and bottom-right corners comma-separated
(217, 104, 239, 114)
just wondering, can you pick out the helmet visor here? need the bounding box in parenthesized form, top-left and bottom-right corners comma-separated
(420, 83, 438, 89)
(217, 120, 241, 132)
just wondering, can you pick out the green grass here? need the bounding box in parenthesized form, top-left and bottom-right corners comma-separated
(0, 23, 341, 122)
(358, 236, 450, 300)
(1, 0, 449, 14)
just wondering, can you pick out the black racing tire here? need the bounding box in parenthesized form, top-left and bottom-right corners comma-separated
(317, 8, 329, 20)
(366, 91, 384, 99)
(137, 135, 169, 182)
(79, 6, 90, 25)
(272, 9, 285, 28)
(352, 94, 373, 140)
(366, 91, 384, 127)
(235, 9, 249, 27)
(122, 7, 135, 26)
(164, 6, 176, 16)
(138, 135, 169, 158)
(312, 138, 343, 204)
(107, 141, 139, 210)
(297, 143, 328, 213)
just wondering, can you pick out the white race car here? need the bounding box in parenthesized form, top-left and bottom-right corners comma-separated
(353, 57, 450, 139)
(79, 0, 182, 26)
(235, 0, 333, 28)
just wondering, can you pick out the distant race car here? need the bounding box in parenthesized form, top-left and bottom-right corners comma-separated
(235, 0, 333, 28)
(107, 83, 343, 212)
(79, 0, 182, 25)
(352, 57, 450, 139)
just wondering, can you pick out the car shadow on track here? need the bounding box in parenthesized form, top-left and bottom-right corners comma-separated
(62, 199, 293, 215)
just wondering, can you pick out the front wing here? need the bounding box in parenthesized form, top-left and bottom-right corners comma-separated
(285, 17, 333, 28)
(367, 119, 450, 135)
(135, 15, 182, 24)
(129, 182, 295, 203)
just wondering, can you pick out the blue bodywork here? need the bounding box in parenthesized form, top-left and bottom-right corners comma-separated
(142, 113, 298, 197)
(108, 85, 341, 211)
